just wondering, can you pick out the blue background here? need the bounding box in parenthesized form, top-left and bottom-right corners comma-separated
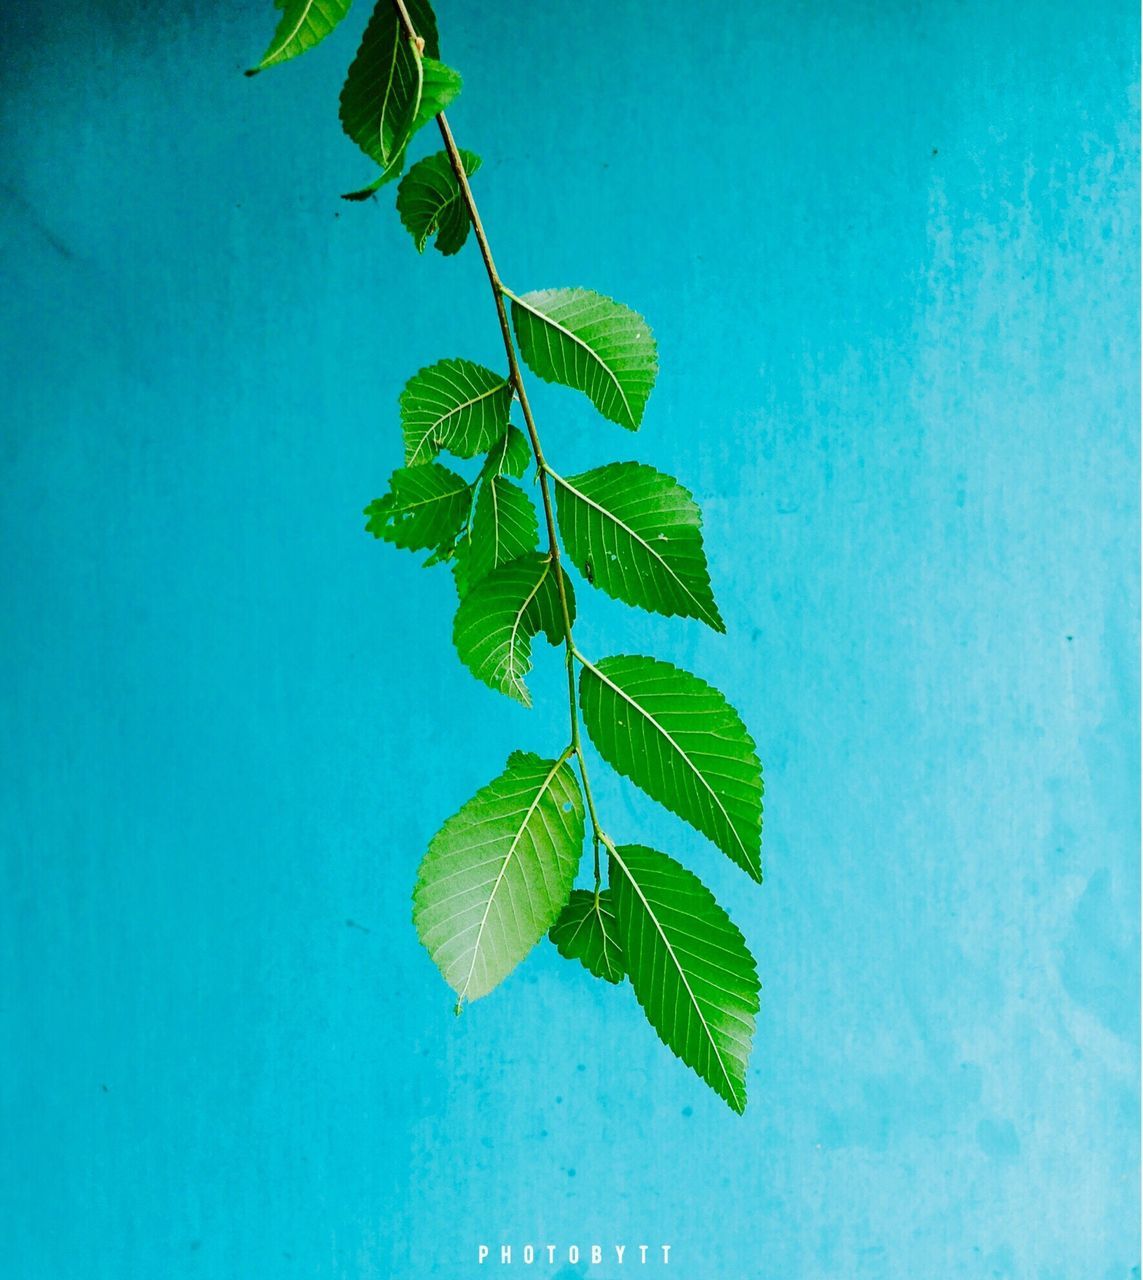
(2, 0, 1139, 1276)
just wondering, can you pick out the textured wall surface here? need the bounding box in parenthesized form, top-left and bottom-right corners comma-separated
(2, 1, 1139, 1276)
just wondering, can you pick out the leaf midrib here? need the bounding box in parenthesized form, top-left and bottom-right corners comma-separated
(408, 379, 508, 464)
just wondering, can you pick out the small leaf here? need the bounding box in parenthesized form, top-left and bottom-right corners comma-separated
(579, 654, 763, 880)
(414, 751, 585, 1003)
(553, 461, 723, 630)
(400, 359, 513, 466)
(453, 553, 573, 705)
(453, 477, 539, 597)
(397, 149, 480, 255)
(248, 0, 353, 74)
(481, 426, 531, 481)
(609, 843, 760, 1113)
(339, 0, 439, 171)
(549, 889, 625, 984)
(341, 58, 462, 198)
(510, 287, 658, 430)
(364, 462, 469, 551)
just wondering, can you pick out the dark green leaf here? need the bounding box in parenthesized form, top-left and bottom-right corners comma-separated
(553, 461, 723, 630)
(414, 751, 585, 1004)
(397, 149, 480, 254)
(453, 553, 573, 705)
(481, 426, 531, 481)
(549, 889, 625, 984)
(248, 0, 353, 73)
(510, 287, 658, 430)
(453, 477, 539, 597)
(400, 359, 512, 465)
(579, 654, 763, 880)
(364, 462, 469, 551)
(339, 0, 439, 172)
(609, 843, 760, 1112)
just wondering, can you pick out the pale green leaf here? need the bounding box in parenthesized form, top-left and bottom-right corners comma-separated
(481, 426, 531, 481)
(453, 477, 539, 597)
(400, 359, 512, 466)
(397, 149, 480, 254)
(609, 843, 760, 1112)
(363, 462, 469, 551)
(510, 288, 658, 430)
(453, 553, 573, 705)
(339, 0, 439, 171)
(579, 655, 763, 880)
(414, 751, 585, 1004)
(549, 889, 625, 984)
(249, 0, 353, 73)
(552, 461, 723, 631)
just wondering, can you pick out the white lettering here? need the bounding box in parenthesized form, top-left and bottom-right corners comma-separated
(546, 1246, 556, 1264)
(615, 1246, 626, 1264)
(591, 1246, 602, 1263)
(568, 1246, 579, 1264)
(478, 1246, 489, 1264)
(662, 1245, 671, 1264)
(639, 1245, 649, 1263)
(501, 1245, 512, 1264)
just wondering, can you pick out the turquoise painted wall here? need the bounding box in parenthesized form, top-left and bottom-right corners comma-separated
(2, 1, 1138, 1275)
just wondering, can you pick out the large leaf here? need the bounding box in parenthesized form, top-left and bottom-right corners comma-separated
(414, 751, 585, 1004)
(397, 149, 480, 255)
(341, 58, 462, 199)
(579, 655, 763, 880)
(363, 462, 469, 551)
(509, 288, 658, 430)
(249, 0, 353, 73)
(609, 843, 760, 1113)
(549, 889, 625, 984)
(552, 461, 724, 631)
(452, 554, 573, 705)
(400, 359, 513, 466)
(338, 0, 439, 171)
(481, 426, 531, 481)
(453, 477, 539, 597)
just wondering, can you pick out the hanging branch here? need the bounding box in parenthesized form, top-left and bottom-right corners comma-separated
(248, 0, 766, 1113)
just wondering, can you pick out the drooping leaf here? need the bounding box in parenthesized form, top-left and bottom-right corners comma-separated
(414, 751, 585, 1004)
(552, 461, 724, 631)
(397, 149, 480, 254)
(453, 477, 539, 597)
(579, 655, 763, 880)
(509, 287, 658, 430)
(481, 425, 531, 480)
(364, 462, 469, 551)
(549, 888, 625, 984)
(453, 553, 573, 704)
(341, 58, 462, 199)
(400, 359, 513, 466)
(609, 843, 760, 1113)
(248, 0, 353, 73)
(339, 0, 439, 172)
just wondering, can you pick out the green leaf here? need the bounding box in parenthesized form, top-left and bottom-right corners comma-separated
(399, 359, 513, 466)
(579, 655, 763, 880)
(609, 843, 760, 1113)
(248, 0, 353, 73)
(339, 0, 439, 171)
(509, 287, 658, 430)
(481, 425, 531, 481)
(364, 462, 470, 551)
(453, 477, 539, 597)
(453, 553, 573, 705)
(341, 58, 462, 199)
(552, 461, 724, 631)
(549, 889, 625, 984)
(414, 751, 585, 1004)
(397, 149, 480, 255)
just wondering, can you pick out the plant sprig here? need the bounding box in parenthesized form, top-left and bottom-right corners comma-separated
(249, 0, 766, 1113)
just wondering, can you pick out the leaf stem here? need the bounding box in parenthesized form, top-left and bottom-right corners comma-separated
(387, 0, 610, 864)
